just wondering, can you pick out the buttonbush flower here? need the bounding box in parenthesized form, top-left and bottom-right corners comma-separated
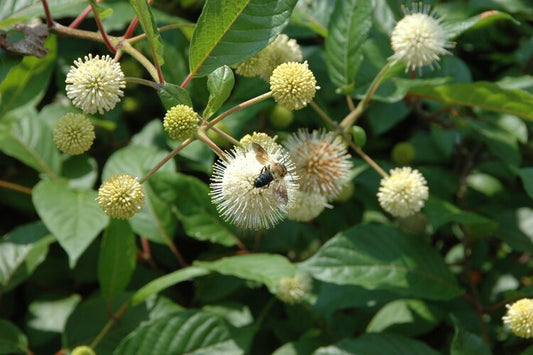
(235, 34, 302, 80)
(163, 104, 198, 140)
(377, 167, 429, 218)
(53, 113, 95, 155)
(97, 174, 145, 219)
(503, 298, 533, 338)
(239, 131, 280, 151)
(270, 61, 318, 111)
(65, 54, 126, 114)
(285, 130, 353, 199)
(390, 2, 453, 72)
(210, 141, 298, 230)
(276, 272, 312, 305)
(288, 190, 329, 222)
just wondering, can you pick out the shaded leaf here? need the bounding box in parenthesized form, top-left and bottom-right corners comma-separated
(0, 319, 29, 354)
(189, 0, 298, 77)
(450, 315, 491, 355)
(518, 168, 533, 201)
(114, 310, 243, 355)
(204, 66, 235, 119)
(0, 0, 87, 23)
(27, 295, 81, 333)
(447, 11, 519, 39)
(325, 0, 372, 92)
(313, 334, 440, 355)
(408, 81, 533, 121)
(0, 113, 61, 176)
(300, 224, 462, 300)
(98, 219, 136, 302)
(0, 35, 56, 116)
(32, 179, 108, 268)
(132, 266, 209, 305)
(195, 253, 296, 293)
(0, 222, 54, 293)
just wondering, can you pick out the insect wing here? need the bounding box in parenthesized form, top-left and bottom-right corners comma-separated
(252, 143, 271, 165)
(271, 180, 288, 205)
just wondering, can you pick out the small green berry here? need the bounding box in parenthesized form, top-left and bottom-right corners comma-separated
(391, 142, 416, 165)
(351, 126, 367, 147)
(269, 104, 294, 129)
(71, 345, 96, 355)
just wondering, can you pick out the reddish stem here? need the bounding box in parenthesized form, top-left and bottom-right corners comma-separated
(41, 0, 53, 28)
(69, 5, 92, 28)
(123, 18, 140, 39)
(89, 1, 116, 52)
(181, 72, 194, 88)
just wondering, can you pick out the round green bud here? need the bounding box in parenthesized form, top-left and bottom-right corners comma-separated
(163, 104, 198, 140)
(53, 113, 95, 155)
(269, 104, 294, 129)
(391, 142, 416, 165)
(71, 345, 96, 355)
(122, 96, 139, 113)
(351, 126, 367, 147)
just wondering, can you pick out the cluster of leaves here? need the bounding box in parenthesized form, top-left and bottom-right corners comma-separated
(1, 0, 533, 354)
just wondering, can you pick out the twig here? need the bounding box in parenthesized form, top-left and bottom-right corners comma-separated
(140, 138, 194, 183)
(89, 1, 116, 52)
(0, 180, 32, 194)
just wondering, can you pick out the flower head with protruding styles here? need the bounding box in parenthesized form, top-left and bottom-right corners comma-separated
(163, 104, 198, 140)
(65, 54, 126, 114)
(97, 174, 145, 219)
(210, 140, 298, 230)
(503, 298, 533, 338)
(53, 113, 95, 155)
(234, 34, 302, 80)
(285, 130, 353, 199)
(239, 131, 280, 151)
(377, 167, 429, 218)
(276, 272, 312, 305)
(270, 61, 318, 111)
(390, 2, 453, 72)
(288, 190, 329, 222)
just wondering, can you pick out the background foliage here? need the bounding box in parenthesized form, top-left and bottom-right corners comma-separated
(1, 0, 533, 354)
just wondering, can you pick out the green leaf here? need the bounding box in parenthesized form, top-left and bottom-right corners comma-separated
(151, 172, 241, 247)
(114, 310, 243, 355)
(0, 222, 54, 293)
(290, 1, 333, 37)
(0, 110, 61, 177)
(156, 82, 193, 110)
(300, 224, 462, 300)
(447, 11, 519, 39)
(128, 0, 164, 67)
(0, 35, 56, 116)
(518, 168, 533, 201)
(32, 179, 108, 268)
(325, 0, 372, 92)
(494, 208, 533, 254)
(98, 219, 136, 302)
(103, 145, 177, 244)
(313, 334, 440, 355)
(27, 295, 81, 333)
(195, 253, 296, 293)
(65, 294, 150, 353)
(87, 0, 113, 18)
(132, 266, 210, 305)
(204, 66, 235, 119)
(0, 0, 87, 23)
(467, 120, 521, 166)
(450, 315, 491, 355)
(424, 196, 498, 236)
(189, 0, 298, 77)
(366, 299, 444, 337)
(0, 319, 29, 354)
(408, 81, 533, 121)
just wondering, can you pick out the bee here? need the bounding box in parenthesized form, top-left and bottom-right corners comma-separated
(252, 142, 289, 205)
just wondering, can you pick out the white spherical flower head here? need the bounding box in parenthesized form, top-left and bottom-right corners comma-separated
(503, 298, 533, 338)
(285, 129, 353, 199)
(288, 190, 329, 222)
(210, 143, 298, 230)
(377, 167, 429, 218)
(66, 54, 126, 114)
(390, 3, 453, 72)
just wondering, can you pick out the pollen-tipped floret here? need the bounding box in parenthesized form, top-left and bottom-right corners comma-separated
(210, 140, 298, 230)
(53, 113, 95, 155)
(390, 2, 453, 72)
(163, 104, 198, 140)
(97, 174, 145, 219)
(270, 61, 318, 111)
(377, 167, 429, 218)
(285, 130, 353, 199)
(65, 54, 126, 114)
(503, 298, 533, 338)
